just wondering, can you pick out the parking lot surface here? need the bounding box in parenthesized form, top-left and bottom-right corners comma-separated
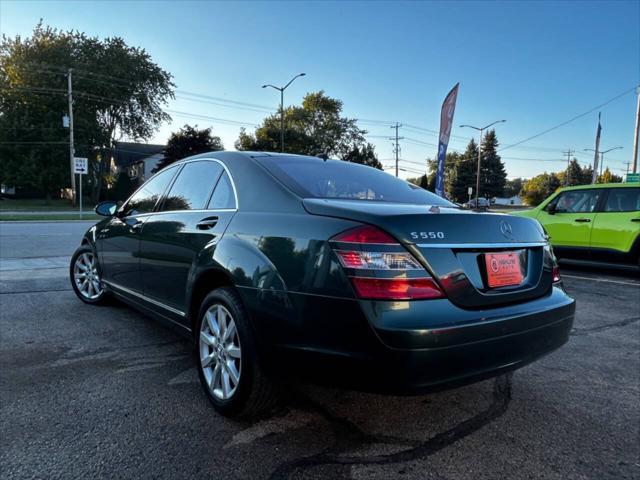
(1, 221, 639, 479)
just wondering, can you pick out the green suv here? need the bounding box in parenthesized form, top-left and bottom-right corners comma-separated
(512, 183, 640, 265)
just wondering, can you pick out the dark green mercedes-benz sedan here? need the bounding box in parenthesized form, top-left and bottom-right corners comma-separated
(70, 151, 575, 417)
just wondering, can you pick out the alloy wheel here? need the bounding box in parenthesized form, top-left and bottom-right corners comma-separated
(73, 252, 104, 300)
(199, 304, 242, 400)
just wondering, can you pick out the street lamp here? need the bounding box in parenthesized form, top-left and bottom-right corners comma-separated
(584, 146, 623, 180)
(262, 73, 306, 152)
(459, 120, 506, 209)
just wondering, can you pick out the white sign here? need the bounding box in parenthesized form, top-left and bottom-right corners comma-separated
(74, 157, 88, 174)
(62, 115, 70, 128)
(468, 187, 473, 195)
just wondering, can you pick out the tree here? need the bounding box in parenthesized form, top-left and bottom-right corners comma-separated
(0, 23, 174, 202)
(478, 129, 507, 199)
(407, 175, 429, 189)
(564, 159, 583, 186)
(504, 178, 524, 197)
(235, 91, 376, 161)
(448, 139, 479, 203)
(520, 172, 561, 206)
(342, 143, 382, 169)
(153, 125, 223, 172)
(598, 167, 623, 184)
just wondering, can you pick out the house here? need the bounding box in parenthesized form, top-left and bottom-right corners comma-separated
(492, 195, 523, 206)
(110, 142, 165, 183)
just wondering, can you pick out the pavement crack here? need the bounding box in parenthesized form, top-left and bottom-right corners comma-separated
(269, 374, 512, 479)
(571, 316, 640, 336)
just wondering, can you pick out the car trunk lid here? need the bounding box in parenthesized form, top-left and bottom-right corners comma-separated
(304, 199, 553, 308)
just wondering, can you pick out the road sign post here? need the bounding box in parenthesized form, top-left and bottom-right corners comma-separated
(74, 158, 88, 219)
(626, 173, 639, 183)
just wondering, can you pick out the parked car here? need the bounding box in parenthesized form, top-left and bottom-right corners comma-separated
(463, 197, 490, 209)
(70, 152, 575, 418)
(512, 183, 640, 265)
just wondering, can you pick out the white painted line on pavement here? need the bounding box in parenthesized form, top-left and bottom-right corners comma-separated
(562, 274, 640, 287)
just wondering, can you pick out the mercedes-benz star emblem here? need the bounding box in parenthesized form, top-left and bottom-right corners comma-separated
(500, 220, 513, 239)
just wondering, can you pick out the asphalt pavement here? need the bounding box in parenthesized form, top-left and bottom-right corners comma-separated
(1, 221, 639, 479)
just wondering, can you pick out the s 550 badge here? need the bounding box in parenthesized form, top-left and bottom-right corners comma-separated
(411, 231, 445, 240)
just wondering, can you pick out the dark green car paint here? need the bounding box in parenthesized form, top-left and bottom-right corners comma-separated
(82, 151, 575, 394)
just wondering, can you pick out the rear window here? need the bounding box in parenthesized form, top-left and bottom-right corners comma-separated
(258, 156, 455, 206)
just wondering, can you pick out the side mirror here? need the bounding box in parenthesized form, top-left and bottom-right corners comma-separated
(546, 203, 557, 215)
(95, 201, 118, 217)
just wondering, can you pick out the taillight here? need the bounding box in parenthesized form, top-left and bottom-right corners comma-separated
(552, 265, 561, 283)
(330, 225, 445, 301)
(350, 277, 444, 300)
(331, 225, 398, 244)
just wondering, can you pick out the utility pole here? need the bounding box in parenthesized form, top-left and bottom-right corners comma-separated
(632, 86, 639, 173)
(563, 149, 574, 185)
(67, 68, 76, 206)
(389, 123, 404, 177)
(624, 161, 631, 177)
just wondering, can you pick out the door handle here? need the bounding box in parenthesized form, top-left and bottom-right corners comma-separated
(631, 218, 640, 223)
(574, 218, 591, 223)
(196, 217, 219, 230)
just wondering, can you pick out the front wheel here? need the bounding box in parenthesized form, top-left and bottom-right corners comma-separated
(196, 287, 279, 418)
(69, 246, 108, 305)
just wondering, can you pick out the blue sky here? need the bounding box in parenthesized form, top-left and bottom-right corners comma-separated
(2, 0, 639, 179)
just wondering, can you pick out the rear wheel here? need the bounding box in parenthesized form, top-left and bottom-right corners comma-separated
(70, 246, 109, 305)
(195, 287, 279, 418)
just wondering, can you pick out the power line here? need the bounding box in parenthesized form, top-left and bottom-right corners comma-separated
(500, 85, 638, 152)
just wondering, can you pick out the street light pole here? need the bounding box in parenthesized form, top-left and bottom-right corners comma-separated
(262, 73, 306, 153)
(460, 120, 506, 209)
(584, 146, 623, 181)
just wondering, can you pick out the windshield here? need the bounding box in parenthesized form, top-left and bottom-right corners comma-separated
(258, 156, 455, 206)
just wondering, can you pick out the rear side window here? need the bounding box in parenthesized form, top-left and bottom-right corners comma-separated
(162, 161, 223, 211)
(208, 171, 236, 209)
(257, 156, 454, 206)
(603, 188, 640, 212)
(125, 165, 178, 215)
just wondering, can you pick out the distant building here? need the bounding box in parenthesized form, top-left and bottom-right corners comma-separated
(109, 142, 165, 183)
(493, 195, 523, 206)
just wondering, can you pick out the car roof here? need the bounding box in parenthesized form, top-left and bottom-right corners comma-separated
(556, 182, 638, 193)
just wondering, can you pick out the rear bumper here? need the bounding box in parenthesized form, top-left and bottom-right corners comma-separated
(268, 286, 575, 394)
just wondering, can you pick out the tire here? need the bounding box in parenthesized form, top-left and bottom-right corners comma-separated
(195, 287, 279, 418)
(69, 245, 109, 305)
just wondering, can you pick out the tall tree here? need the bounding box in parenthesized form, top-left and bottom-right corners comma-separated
(342, 143, 382, 169)
(449, 139, 479, 202)
(235, 91, 377, 161)
(479, 129, 507, 198)
(153, 125, 223, 172)
(564, 158, 583, 186)
(0, 23, 174, 202)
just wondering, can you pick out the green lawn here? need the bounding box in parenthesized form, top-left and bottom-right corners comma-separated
(0, 198, 93, 211)
(0, 214, 100, 221)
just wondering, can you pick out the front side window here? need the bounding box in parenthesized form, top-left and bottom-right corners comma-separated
(162, 161, 223, 211)
(257, 156, 455, 206)
(124, 166, 178, 215)
(603, 188, 640, 212)
(208, 171, 236, 209)
(549, 189, 602, 213)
